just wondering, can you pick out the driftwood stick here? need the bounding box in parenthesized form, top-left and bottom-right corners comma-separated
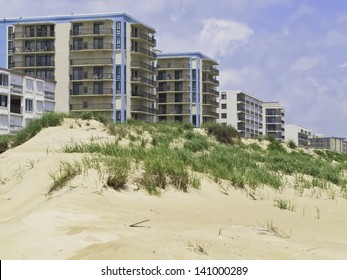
(129, 219, 150, 228)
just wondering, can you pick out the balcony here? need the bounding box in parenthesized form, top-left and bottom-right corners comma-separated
(157, 63, 190, 69)
(130, 61, 156, 73)
(70, 28, 113, 36)
(12, 61, 55, 68)
(70, 43, 114, 51)
(157, 85, 190, 93)
(203, 99, 219, 107)
(131, 32, 156, 45)
(157, 98, 191, 104)
(131, 46, 156, 59)
(44, 91, 55, 100)
(70, 58, 113, 66)
(157, 75, 190, 81)
(158, 109, 190, 115)
(70, 73, 113, 81)
(13, 46, 55, 54)
(202, 65, 219, 75)
(10, 84, 23, 94)
(69, 103, 113, 111)
(70, 88, 113, 96)
(203, 110, 219, 118)
(131, 105, 157, 115)
(14, 31, 55, 39)
(131, 90, 156, 100)
(131, 76, 156, 87)
(203, 77, 219, 86)
(202, 88, 219, 96)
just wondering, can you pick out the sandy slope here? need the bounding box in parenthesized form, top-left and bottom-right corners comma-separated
(0, 119, 347, 260)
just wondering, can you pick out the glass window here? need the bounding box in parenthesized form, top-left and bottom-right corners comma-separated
(25, 99, 33, 111)
(0, 95, 8, 107)
(221, 113, 227, 119)
(221, 93, 226, 100)
(221, 104, 227, 109)
(0, 74, 9, 86)
(36, 81, 44, 93)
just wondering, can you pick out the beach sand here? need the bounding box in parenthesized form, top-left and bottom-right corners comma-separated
(1, 119, 347, 260)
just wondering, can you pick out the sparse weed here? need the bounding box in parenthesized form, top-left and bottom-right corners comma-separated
(273, 198, 295, 211)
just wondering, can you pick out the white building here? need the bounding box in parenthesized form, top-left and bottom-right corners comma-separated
(0, 68, 55, 134)
(284, 124, 312, 147)
(218, 90, 263, 138)
(262, 101, 285, 141)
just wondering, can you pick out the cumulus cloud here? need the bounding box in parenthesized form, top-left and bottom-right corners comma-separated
(198, 18, 254, 56)
(290, 55, 325, 73)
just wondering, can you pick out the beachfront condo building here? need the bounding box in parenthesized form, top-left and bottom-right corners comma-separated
(262, 101, 285, 141)
(218, 90, 263, 138)
(156, 52, 219, 126)
(309, 135, 347, 153)
(0, 67, 55, 134)
(284, 124, 312, 147)
(0, 13, 157, 122)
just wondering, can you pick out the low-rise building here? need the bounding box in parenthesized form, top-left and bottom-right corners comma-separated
(309, 135, 346, 153)
(218, 90, 263, 138)
(284, 124, 311, 147)
(0, 67, 55, 134)
(262, 101, 285, 141)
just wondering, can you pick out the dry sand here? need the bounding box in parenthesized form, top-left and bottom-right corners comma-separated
(1, 119, 347, 260)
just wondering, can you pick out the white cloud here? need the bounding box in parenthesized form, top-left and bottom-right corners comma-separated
(338, 62, 347, 68)
(290, 55, 324, 73)
(219, 67, 261, 90)
(198, 18, 254, 56)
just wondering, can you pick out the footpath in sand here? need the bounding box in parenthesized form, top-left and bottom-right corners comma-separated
(1, 119, 347, 259)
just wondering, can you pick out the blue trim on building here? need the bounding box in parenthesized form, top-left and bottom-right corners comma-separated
(189, 57, 193, 124)
(157, 52, 217, 64)
(196, 57, 200, 128)
(120, 19, 126, 123)
(0, 24, 7, 67)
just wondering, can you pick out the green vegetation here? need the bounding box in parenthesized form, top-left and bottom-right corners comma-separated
(273, 198, 295, 211)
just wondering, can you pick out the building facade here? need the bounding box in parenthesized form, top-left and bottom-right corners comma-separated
(1, 13, 157, 123)
(218, 90, 263, 138)
(284, 124, 312, 147)
(156, 52, 219, 126)
(262, 101, 285, 141)
(0, 68, 55, 134)
(309, 135, 347, 153)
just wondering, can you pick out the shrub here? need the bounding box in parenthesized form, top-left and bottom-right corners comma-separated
(287, 140, 296, 149)
(204, 123, 240, 144)
(273, 198, 295, 211)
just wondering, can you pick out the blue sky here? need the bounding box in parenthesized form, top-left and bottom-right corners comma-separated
(2, 0, 347, 137)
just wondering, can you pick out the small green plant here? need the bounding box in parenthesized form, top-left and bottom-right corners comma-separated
(273, 198, 295, 211)
(204, 123, 240, 144)
(287, 140, 296, 149)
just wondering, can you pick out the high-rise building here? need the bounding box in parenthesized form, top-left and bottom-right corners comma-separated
(284, 124, 312, 147)
(0, 67, 55, 134)
(309, 135, 346, 153)
(1, 13, 157, 122)
(262, 101, 285, 141)
(218, 90, 263, 138)
(156, 52, 219, 126)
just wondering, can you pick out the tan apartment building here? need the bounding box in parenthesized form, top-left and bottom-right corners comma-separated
(1, 13, 157, 123)
(0, 67, 55, 134)
(156, 52, 219, 126)
(309, 135, 347, 153)
(218, 90, 263, 138)
(262, 101, 285, 141)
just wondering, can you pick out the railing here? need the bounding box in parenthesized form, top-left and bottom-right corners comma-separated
(70, 73, 113, 80)
(10, 105, 22, 114)
(10, 84, 23, 94)
(158, 109, 190, 115)
(131, 105, 157, 114)
(203, 99, 219, 106)
(70, 43, 114, 51)
(157, 86, 190, 92)
(203, 110, 219, 118)
(13, 47, 55, 53)
(131, 76, 156, 86)
(157, 63, 190, 69)
(131, 46, 156, 59)
(157, 75, 190, 81)
(70, 88, 113, 96)
(70, 28, 113, 36)
(131, 91, 156, 100)
(131, 32, 156, 45)
(69, 103, 113, 110)
(130, 61, 156, 72)
(202, 65, 219, 75)
(203, 88, 219, 96)
(12, 61, 55, 67)
(70, 58, 113, 66)
(16, 31, 55, 38)
(157, 98, 191, 103)
(203, 77, 219, 85)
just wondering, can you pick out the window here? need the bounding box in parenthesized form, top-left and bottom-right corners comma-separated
(93, 38, 103, 49)
(25, 79, 34, 91)
(94, 22, 103, 34)
(36, 81, 44, 93)
(174, 82, 182, 91)
(116, 21, 121, 35)
(72, 83, 83, 95)
(25, 55, 35, 67)
(221, 113, 227, 119)
(0, 74, 9, 86)
(8, 26, 14, 40)
(72, 24, 83, 35)
(192, 69, 196, 79)
(73, 68, 83, 80)
(36, 100, 43, 112)
(221, 93, 226, 100)
(116, 36, 121, 49)
(221, 104, 227, 109)
(116, 66, 121, 80)
(93, 67, 103, 78)
(8, 41, 13, 54)
(0, 115, 8, 129)
(25, 99, 33, 112)
(93, 82, 103, 94)
(73, 38, 83, 50)
(0, 95, 8, 107)
(116, 81, 121, 94)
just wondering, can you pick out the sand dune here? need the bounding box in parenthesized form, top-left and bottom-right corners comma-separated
(1, 119, 347, 259)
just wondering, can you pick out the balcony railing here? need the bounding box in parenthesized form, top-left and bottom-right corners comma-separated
(70, 88, 113, 96)
(10, 105, 22, 114)
(15, 31, 55, 38)
(13, 61, 55, 67)
(203, 99, 219, 107)
(202, 65, 219, 75)
(157, 63, 190, 69)
(131, 46, 156, 59)
(203, 77, 219, 85)
(158, 109, 190, 115)
(131, 105, 157, 114)
(131, 76, 156, 86)
(131, 32, 156, 45)
(70, 103, 113, 110)
(130, 61, 156, 72)
(203, 110, 219, 118)
(70, 73, 113, 80)
(70, 43, 114, 51)
(10, 84, 23, 94)
(70, 58, 113, 66)
(44, 91, 55, 100)
(203, 88, 219, 96)
(157, 98, 191, 103)
(131, 90, 156, 100)
(157, 75, 190, 81)
(13, 47, 55, 53)
(70, 28, 113, 36)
